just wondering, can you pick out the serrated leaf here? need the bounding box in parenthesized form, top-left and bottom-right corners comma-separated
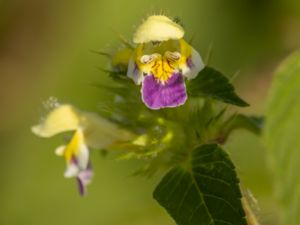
(187, 67, 249, 107)
(153, 144, 247, 225)
(265, 50, 300, 225)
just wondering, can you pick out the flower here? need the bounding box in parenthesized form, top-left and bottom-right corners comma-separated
(127, 15, 205, 110)
(32, 104, 132, 195)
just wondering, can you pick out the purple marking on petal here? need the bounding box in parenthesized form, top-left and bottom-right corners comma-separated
(133, 63, 139, 74)
(186, 57, 194, 69)
(141, 73, 187, 110)
(76, 162, 93, 196)
(71, 156, 78, 165)
(77, 177, 85, 196)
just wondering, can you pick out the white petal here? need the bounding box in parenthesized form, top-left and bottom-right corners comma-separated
(78, 167, 93, 186)
(133, 15, 184, 44)
(63, 130, 89, 177)
(76, 142, 89, 170)
(127, 57, 144, 85)
(64, 162, 79, 178)
(32, 104, 80, 138)
(182, 47, 205, 80)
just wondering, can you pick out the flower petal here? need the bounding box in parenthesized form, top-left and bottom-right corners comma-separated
(81, 112, 134, 149)
(62, 130, 92, 196)
(76, 143, 89, 170)
(77, 163, 93, 196)
(61, 129, 89, 178)
(178, 39, 204, 80)
(64, 160, 80, 178)
(55, 145, 66, 156)
(133, 15, 184, 44)
(31, 104, 80, 138)
(63, 129, 89, 169)
(32, 103, 133, 150)
(183, 47, 204, 80)
(127, 44, 145, 85)
(141, 73, 187, 109)
(127, 57, 144, 84)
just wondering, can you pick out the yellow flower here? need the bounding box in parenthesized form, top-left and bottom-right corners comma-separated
(32, 104, 132, 195)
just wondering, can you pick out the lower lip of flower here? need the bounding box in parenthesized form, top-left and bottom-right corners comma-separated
(141, 72, 187, 110)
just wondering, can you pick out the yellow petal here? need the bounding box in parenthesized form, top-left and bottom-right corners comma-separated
(55, 145, 66, 156)
(32, 104, 80, 137)
(63, 129, 82, 161)
(63, 129, 89, 170)
(133, 15, 184, 44)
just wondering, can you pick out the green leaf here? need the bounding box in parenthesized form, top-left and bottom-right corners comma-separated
(265, 50, 300, 225)
(219, 114, 263, 142)
(187, 67, 249, 107)
(153, 144, 247, 225)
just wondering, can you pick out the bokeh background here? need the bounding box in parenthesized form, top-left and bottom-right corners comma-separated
(1, 0, 300, 224)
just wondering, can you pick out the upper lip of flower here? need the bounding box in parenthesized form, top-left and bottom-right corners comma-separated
(133, 15, 184, 44)
(31, 104, 133, 148)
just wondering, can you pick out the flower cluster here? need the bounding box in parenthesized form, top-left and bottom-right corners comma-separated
(32, 15, 205, 195)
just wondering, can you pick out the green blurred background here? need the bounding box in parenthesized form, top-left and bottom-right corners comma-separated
(1, 0, 300, 224)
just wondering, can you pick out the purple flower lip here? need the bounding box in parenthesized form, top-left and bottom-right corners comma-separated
(75, 161, 93, 196)
(77, 177, 85, 196)
(141, 73, 187, 110)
